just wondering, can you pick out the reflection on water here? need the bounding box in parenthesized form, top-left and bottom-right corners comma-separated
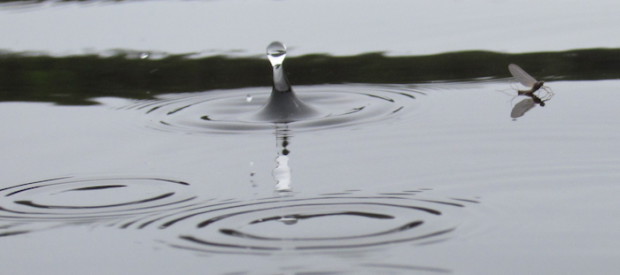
(0, 175, 479, 260)
(511, 97, 539, 119)
(3, 78, 620, 274)
(0, 176, 195, 222)
(0, 176, 197, 238)
(0, 42, 484, 267)
(1, 48, 619, 104)
(0, 176, 478, 260)
(510, 92, 552, 119)
(224, 262, 452, 275)
(123, 84, 419, 134)
(508, 63, 555, 119)
(0, 27, 619, 275)
(273, 124, 292, 193)
(144, 190, 475, 255)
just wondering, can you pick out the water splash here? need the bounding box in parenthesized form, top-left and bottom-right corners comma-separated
(125, 84, 420, 135)
(256, 41, 319, 122)
(117, 41, 421, 134)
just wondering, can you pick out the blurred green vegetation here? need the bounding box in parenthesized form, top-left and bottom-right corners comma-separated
(0, 48, 618, 105)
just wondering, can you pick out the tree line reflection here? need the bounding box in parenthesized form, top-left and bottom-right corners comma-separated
(0, 48, 618, 105)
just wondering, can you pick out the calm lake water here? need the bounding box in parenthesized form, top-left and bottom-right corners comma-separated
(1, 1, 620, 274)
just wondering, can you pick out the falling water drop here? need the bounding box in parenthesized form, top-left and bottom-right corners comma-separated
(266, 41, 287, 67)
(246, 94, 253, 103)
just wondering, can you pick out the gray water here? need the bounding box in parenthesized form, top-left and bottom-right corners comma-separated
(1, 1, 620, 274)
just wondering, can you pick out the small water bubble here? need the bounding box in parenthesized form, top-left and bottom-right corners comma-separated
(139, 52, 150, 59)
(246, 94, 253, 103)
(266, 41, 287, 67)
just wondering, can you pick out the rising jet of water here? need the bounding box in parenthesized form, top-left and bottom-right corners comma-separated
(255, 41, 318, 122)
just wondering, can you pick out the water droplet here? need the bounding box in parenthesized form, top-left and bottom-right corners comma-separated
(139, 52, 150, 59)
(279, 216, 298, 225)
(246, 94, 253, 103)
(266, 41, 286, 67)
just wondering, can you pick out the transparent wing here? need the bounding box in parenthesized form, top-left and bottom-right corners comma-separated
(510, 98, 536, 118)
(508, 63, 538, 87)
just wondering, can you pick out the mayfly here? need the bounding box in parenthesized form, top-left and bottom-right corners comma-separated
(508, 63, 553, 105)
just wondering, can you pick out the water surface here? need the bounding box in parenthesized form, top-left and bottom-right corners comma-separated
(1, 1, 620, 274)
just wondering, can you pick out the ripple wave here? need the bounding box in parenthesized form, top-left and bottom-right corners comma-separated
(123, 190, 476, 255)
(125, 84, 421, 134)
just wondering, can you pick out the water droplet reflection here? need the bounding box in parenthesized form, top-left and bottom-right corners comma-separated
(273, 124, 292, 193)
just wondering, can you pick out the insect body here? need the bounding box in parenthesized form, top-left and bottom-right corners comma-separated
(508, 63, 553, 104)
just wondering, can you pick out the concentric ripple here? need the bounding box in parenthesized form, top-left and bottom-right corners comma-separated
(123, 190, 477, 255)
(126, 84, 421, 134)
(0, 176, 196, 223)
(223, 262, 451, 275)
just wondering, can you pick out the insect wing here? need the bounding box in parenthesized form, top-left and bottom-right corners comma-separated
(511, 97, 536, 118)
(508, 64, 538, 87)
